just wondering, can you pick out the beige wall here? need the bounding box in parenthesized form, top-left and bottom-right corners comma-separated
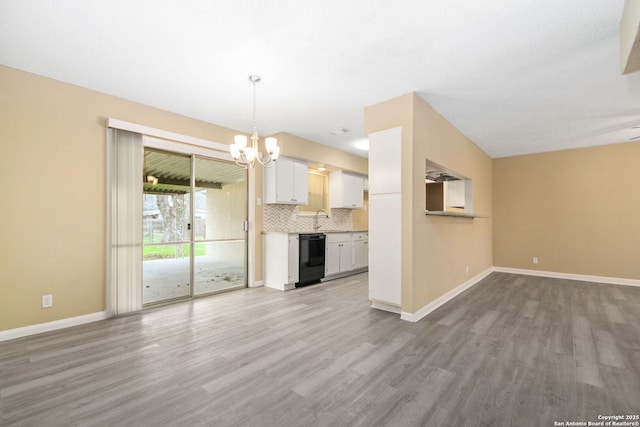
(273, 132, 368, 175)
(0, 65, 367, 332)
(411, 97, 493, 311)
(365, 93, 493, 313)
(493, 142, 640, 279)
(352, 191, 369, 230)
(0, 65, 251, 331)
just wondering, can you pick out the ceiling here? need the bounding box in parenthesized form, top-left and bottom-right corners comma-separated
(1, 1, 640, 158)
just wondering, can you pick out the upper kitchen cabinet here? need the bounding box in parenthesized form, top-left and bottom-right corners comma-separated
(264, 156, 309, 205)
(329, 171, 365, 209)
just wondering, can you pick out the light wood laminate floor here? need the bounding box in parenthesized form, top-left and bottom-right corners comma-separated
(1, 272, 640, 426)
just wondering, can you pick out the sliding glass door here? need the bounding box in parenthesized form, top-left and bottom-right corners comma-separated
(193, 155, 247, 295)
(142, 148, 247, 305)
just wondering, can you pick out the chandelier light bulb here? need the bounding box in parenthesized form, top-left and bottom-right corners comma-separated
(271, 145, 280, 160)
(244, 147, 257, 162)
(229, 143, 241, 159)
(234, 135, 248, 150)
(265, 137, 278, 153)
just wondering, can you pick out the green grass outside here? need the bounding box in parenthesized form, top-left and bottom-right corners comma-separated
(143, 244, 206, 260)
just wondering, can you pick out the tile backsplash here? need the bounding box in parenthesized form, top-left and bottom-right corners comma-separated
(263, 204, 353, 232)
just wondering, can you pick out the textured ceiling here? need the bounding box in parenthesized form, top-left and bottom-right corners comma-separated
(1, 0, 640, 158)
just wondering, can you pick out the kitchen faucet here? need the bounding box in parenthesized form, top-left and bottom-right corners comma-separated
(313, 209, 329, 231)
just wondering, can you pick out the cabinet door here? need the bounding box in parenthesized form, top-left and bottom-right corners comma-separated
(268, 157, 309, 204)
(292, 160, 309, 205)
(325, 242, 341, 276)
(275, 157, 295, 203)
(330, 171, 364, 209)
(339, 242, 353, 273)
(353, 240, 368, 269)
(446, 180, 465, 209)
(346, 174, 364, 208)
(368, 194, 401, 306)
(288, 234, 299, 284)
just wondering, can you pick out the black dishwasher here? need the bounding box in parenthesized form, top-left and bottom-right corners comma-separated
(297, 233, 326, 287)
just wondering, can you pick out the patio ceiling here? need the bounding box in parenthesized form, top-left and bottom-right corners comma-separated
(144, 149, 246, 193)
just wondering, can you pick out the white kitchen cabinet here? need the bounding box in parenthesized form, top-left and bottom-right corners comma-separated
(325, 241, 341, 276)
(339, 241, 353, 272)
(325, 233, 353, 277)
(353, 240, 368, 269)
(325, 232, 369, 278)
(288, 234, 299, 285)
(352, 232, 368, 270)
(329, 171, 364, 209)
(368, 127, 402, 313)
(446, 180, 466, 209)
(264, 233, 299, 290)
(264, 156, 308, 205)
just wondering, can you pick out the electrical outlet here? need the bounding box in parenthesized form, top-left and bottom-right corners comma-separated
(42, 294, 53, 308)
(532, 257, 539, 265)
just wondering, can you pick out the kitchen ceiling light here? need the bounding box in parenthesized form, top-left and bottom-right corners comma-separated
(354, 138, 370, 151)
(229, 75, 280, 168)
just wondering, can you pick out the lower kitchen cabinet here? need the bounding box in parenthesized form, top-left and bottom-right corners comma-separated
(265, 231, 368, 290)
(353, 240, 368, 270)
(264, 233, 299, 290)
(325, 241, 341, 277)
(325, 232, 368, 279)
(325, 241, 352, 276)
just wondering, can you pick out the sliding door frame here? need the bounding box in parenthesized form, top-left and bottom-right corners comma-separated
(106, 119, 257, 317)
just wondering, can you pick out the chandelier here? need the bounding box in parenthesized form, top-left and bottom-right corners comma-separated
(229, 75, 280, 168)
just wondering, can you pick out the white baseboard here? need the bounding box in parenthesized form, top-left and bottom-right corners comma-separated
(492, 266, 640, 287)
(264, 282, 295, 291)
(323, 267, 368, 283)
(0, 311, 109, 343)
(400, 268, 493, 323)
(6, 267, 634, 341)
(249, 280, 264, 288)
(371, 300, 402, 314)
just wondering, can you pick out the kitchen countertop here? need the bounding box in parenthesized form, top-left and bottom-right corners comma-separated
(263, 229, 368, 234)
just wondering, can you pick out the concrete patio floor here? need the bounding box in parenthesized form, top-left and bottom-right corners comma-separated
(143, 256, 245, 304)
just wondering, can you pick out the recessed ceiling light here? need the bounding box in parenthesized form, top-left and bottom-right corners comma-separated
(354, 138, 369, 151)
(318, 166, 327, 171)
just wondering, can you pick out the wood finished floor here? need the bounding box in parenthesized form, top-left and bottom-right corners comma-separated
(1, 272, 640, 426)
